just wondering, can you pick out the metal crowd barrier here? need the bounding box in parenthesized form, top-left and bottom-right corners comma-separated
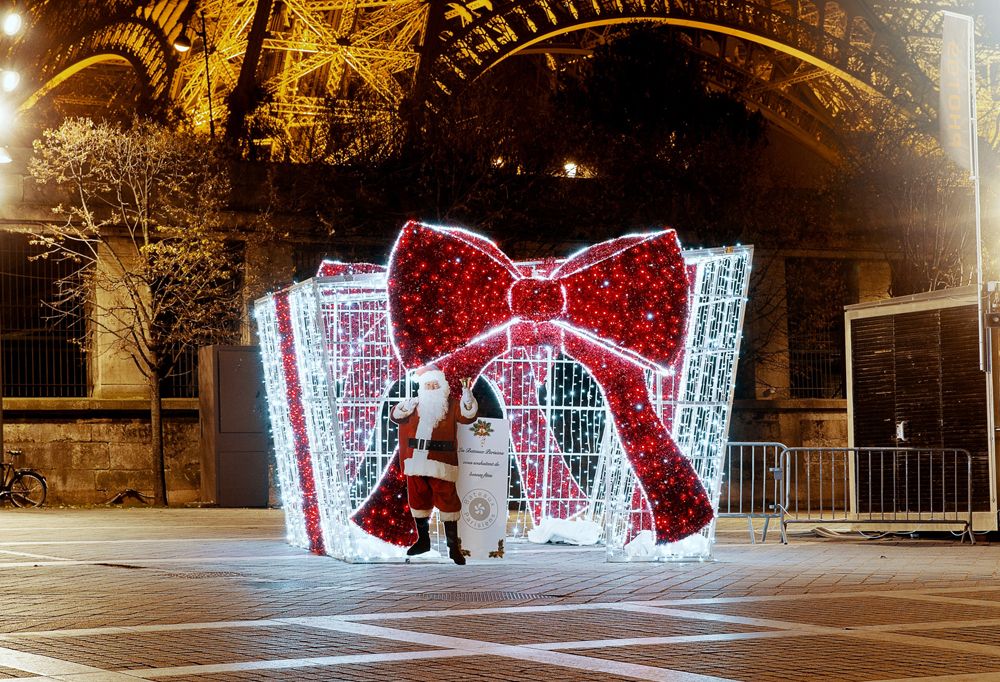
(781, 447, 974, 544)
(719, 442, 788, 544)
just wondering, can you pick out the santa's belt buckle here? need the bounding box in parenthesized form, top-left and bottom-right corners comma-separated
(408, 438, 455, 451)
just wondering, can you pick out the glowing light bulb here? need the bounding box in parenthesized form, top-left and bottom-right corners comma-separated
(2, 12, 20, 36)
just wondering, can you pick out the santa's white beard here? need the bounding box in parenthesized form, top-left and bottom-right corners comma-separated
(417, 375, 450, 429)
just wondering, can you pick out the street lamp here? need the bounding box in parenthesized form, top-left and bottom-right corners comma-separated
(2, 11, 20, 37)
(174, 10, 215, 138)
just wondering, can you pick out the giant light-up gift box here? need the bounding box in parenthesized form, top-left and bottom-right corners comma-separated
(254, 227, 751, 562)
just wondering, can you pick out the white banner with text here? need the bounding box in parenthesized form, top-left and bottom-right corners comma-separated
(456, 417, 510, 560)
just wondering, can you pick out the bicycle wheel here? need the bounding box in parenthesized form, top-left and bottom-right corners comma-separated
(10, 472, 46, 508)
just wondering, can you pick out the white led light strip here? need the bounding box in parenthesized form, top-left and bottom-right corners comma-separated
(252, 298, 308, 549)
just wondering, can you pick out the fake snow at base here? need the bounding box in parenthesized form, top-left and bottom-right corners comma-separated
(350, 524, 409, 559)
(528, 518, 603, 546)
(344, 523, 446, 561)
(624, 529, 711, 559)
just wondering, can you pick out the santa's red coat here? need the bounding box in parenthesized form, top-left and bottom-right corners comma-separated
(391, 399, 476, 482)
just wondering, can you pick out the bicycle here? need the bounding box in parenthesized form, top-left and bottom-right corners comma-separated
(0, 450, 46, 507)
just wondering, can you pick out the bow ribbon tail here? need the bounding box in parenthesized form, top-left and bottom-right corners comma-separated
(350, 446, 416, 547)
(563, 335, 714, 544)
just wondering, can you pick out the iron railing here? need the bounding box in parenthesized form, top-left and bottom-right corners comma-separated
(782, 446, 974, 543)
(160, 346, 198, 399)
(789, 345, 844, 398)
(0, 233, 87, 397)
(719, 442, 787, 543)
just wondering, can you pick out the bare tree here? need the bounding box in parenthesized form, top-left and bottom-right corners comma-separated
(28, 118, 242, 505)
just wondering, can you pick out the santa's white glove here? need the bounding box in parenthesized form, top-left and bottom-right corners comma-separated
(460, 388, 478, 421)
(396, 397, 418, 414)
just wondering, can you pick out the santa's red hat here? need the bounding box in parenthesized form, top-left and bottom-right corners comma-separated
(414, 363, 440, 376)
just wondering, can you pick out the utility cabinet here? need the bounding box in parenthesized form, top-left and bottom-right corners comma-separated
(198, 345, 270, 507)
(845, 286, 998, 530)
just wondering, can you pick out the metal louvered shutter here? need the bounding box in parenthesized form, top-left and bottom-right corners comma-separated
(850, 304, 990, 512)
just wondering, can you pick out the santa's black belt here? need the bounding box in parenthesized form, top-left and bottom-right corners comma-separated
(408, 438, 455, 452)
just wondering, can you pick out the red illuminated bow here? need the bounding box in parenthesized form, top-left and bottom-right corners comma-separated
(385, 221, 713, 544)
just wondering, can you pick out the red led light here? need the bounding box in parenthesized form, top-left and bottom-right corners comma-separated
(275, 292, 326, 554)
(351, 450, 417, 546)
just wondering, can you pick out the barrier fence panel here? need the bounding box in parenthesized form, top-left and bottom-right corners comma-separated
(782, 447, 973, 543)
(719, 442, 787, 543)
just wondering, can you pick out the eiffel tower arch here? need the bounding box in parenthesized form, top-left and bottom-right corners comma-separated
(11, 2, 996, 162)
(14, 2, 193, 116)
(423, 0, 946, 161)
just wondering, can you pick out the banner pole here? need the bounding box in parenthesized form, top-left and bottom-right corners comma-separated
(940, 12, 985, 369)
(969, 19, 987, 372)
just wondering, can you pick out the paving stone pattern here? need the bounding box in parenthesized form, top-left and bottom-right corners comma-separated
(1, 510, 1000, 680)
(373, 607, 773, 644)
(2, 625, 435, 669)
(569, 634, 1000, 681)
(162, 655, 642, 681)
(670, 593, 1000, 627)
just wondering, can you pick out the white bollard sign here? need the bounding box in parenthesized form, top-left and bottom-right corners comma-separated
(456, 417, 510, 560)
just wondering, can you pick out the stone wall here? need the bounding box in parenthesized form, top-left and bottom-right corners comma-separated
(4, 410, 200, 506)
(730, 400, 848, 447)
(729, 400, 850, 511)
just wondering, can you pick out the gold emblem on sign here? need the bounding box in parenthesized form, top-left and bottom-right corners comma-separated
(471, 420, 493, 438)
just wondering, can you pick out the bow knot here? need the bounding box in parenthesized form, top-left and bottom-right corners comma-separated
(509, 278, 566, 321)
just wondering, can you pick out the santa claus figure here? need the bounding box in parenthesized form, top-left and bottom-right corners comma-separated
(391, 364, 478, 564)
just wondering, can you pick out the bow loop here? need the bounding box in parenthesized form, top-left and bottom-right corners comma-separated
(388, 223, 689, 373)
(388, 221, 518, 368)
(558, 231, 688, 371)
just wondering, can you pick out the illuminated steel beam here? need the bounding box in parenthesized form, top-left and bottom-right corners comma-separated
(18, 1, 1000, 163)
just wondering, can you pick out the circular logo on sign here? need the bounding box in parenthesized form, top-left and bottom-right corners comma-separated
(462, 489, 498, 530)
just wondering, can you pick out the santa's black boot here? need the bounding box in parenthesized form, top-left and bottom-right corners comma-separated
(407, 517, 431, 556)
(443, 521, 466, 565)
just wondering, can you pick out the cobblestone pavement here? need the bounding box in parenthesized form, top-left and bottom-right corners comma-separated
(1, 510, 1000, 680)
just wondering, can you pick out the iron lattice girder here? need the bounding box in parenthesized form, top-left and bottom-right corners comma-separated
(172, 0, 426, 137)
(16, 1, 192, 113)
(16, 0, 993, 160)
(675, 34, 844, 160)
(679, 27, 857, 158)
(429, 0, 937, 125)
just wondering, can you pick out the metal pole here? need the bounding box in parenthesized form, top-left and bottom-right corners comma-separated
(969, 38, 990, 372)
(200, 10, 215, 139)
(968, 19, 987, 371)
(940, 12, 985, 368)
